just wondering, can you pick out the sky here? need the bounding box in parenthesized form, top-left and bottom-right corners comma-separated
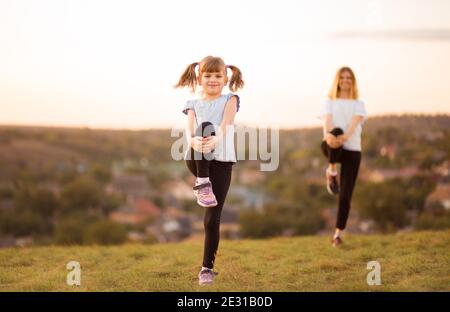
(1, 0, 450, 130)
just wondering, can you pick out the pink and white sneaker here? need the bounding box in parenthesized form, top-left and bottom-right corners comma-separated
(193, 182, 218, 208)
(198, 268, 218, 285)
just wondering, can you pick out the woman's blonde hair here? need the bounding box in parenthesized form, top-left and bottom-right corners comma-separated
(175, 56, 244, 92)
(328, 66, 359, 100)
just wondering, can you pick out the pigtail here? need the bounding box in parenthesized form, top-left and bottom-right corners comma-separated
(227, 65, 244, 92)
(174, 62, 199, 91)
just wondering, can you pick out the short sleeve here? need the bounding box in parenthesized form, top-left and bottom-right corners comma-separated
(226, 93, 240, 112)
(317, 100, 332, 120)
(354, 100, 368, 124)
(182, 100, 194, 115)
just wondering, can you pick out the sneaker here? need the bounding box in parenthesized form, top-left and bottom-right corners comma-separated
(198, 268, 218, 285)
(332, 236, 343, 247)
(326, 169, 339, 195)
(193, 182, 218, 207)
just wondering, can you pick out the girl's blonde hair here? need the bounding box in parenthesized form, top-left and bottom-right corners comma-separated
(175, 56, 244, 92)
(328, 66, 359, 100)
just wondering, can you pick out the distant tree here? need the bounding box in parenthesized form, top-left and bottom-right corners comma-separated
(239, 203, 324, 238)
(355, 176, 435, 231)
(98, 193, 123, 217)
(60, 177, 102, 215)
(83, 220, 127, 245)
(415, 211, 450, 230)
(54, 218, 87, 245)
(239, 209, 283, 238)
(14, 187, 58, 218)
(0, 210, 50, 236)
(89, 163, 112, 185)
(0, 185, 14, 199)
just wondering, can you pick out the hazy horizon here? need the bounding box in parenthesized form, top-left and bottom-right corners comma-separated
(1, 0, 450, 130)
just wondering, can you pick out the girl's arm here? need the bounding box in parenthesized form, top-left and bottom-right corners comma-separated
(187, 110, 203, 152)
(202, 96, 238, 152)
(338, 115, 364, 143)
(186, 110, 195, 139)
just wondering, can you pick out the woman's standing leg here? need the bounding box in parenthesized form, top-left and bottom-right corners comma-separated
(202, 161, 233, 269)
(336, 150, 362, 231)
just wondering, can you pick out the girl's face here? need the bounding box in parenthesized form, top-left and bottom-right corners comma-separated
(199, 70, 227, 95)
(338, 71, 353, 93)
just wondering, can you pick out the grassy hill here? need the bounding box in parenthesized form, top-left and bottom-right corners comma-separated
(0, 230, 449, 291)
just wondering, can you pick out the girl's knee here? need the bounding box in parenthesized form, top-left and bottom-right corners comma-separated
(196, 121, 215, 137)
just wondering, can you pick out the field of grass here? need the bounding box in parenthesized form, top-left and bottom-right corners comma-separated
(0, 230, 449, 291)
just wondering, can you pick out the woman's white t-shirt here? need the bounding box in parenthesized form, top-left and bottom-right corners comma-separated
(318, 99, 368, 151)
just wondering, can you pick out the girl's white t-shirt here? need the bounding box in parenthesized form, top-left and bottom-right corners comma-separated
(182, 93, 240, 162)
(318, 99, 368, 151)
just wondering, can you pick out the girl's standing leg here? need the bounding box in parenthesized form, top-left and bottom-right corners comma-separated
(336, 150, 361, 230)
(202, 161, 233, 269)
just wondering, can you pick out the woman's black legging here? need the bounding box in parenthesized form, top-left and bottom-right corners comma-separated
(321, 127, 361, 230)
(186, 121, 234, 269)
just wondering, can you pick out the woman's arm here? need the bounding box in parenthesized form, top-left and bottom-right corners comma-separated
(323, 114, 333, 138)
(202, 96, 238, 152)
(323, 114, 342, 148)
(338, 115, 364, 143)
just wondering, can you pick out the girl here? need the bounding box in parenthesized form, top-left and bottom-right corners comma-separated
(319, 67, 367, 247)
(175, 56, 244, 285)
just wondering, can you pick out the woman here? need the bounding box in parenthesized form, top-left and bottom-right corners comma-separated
(319, 66, 367, 247)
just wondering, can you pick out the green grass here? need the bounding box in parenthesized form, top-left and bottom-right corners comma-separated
(0, 230, 449, 291)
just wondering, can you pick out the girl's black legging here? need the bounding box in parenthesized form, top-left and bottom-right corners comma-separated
(191, 121, 216, 177)
(321, 127, 361, 230)
(186, 121, 234, 269)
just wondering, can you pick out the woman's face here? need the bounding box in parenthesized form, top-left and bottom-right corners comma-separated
(338, 71, 353, 93)
(199, 70, 227, 95)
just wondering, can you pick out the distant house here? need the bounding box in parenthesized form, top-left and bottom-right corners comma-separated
(425, 184, 450, 211)
(379, 144, 397, 160)
(229, 186, 266, 210)
(365, 167, 419, 183)
(106, 173, 151, 198)
(433, 160, 449, 178)
(109, 197, 161, 225)
(135, 197, 161, 216)
(239, 169, 265, 185)
(162, 180, 193, 200)
(145, 206, 192, 243)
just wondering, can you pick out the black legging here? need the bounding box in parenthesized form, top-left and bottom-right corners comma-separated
(191, 121, 216, 177)
(321, 127, 361, 230)
(186, 122, 234, 269)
